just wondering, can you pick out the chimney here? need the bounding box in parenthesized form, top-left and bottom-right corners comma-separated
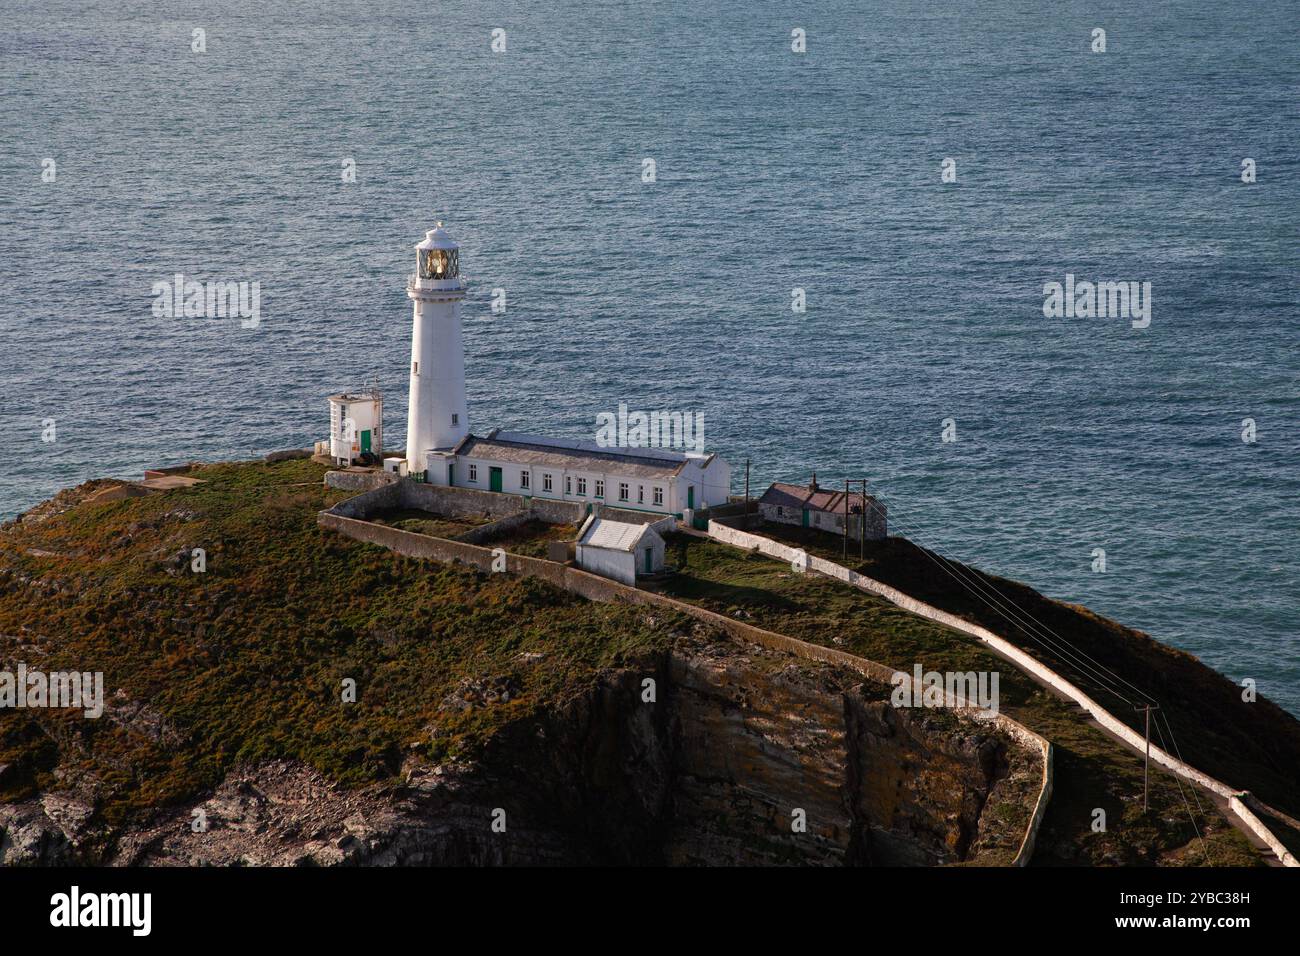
(810, 471, 818, 492)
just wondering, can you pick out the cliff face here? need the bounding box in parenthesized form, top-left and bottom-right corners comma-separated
(1, 635, 1037, 867)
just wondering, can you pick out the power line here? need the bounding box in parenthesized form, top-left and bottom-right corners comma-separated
(849, 486, 1217, 852)
(873, 500, 1146, 709)
(878, 496, 1154, 705)
(1153, 713, 1212, 864)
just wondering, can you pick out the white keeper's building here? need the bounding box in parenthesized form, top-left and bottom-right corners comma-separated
(393, 222, 731, 518)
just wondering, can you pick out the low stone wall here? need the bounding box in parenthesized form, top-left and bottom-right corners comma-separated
(317, 505, 1052, 865)
(324, 470, 400, 493)
(1230, 796, 1300, 867)
(1012, 736, 1053, 866)
(402, 482, 534, 520)
(456, 511, 535, 546)
(705, 521, 1297, 868)
(328, 480, 404, 517)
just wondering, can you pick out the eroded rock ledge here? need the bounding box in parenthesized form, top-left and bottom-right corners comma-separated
(1, 636, 1040, 867)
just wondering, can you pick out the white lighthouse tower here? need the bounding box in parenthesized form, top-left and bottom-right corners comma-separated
(405, 223, 468, 480)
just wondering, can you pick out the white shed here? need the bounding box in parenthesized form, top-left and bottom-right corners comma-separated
(575, 517, 666, 586)
(328, 390, 383, 466)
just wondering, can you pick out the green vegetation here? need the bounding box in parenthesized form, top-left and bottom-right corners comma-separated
(0, 460, 678, 837)
(657, 531, 1262, 866)
(2, 462, 1284, 867)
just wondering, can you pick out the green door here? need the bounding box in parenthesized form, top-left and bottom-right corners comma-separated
(447, 464, 454, 485)
(801, 509, 810, 527)
(687, 486, 695, 509)
(644, 547, 653, 573)
(489, 467, 503, 493)
(360, 430, 371, 454)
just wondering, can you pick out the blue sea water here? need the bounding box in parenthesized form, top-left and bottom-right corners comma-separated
(2, 1, 1298, 714)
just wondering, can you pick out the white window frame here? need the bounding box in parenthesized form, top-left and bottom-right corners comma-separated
(594, 479, 604, 498)
(544, 473, 553, 492)
(653, 486, 663, 506)
(577, 477, 588, 496)
(520, 470, 530, 490)
(468, 464, 478, 482)
(618, 482, 629, 502)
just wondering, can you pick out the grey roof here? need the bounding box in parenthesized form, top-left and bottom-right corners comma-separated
(454, 431, 703, 480)
(328, 392, 380, 403)
(578, 517, 661, 552)
(759, 481, 878, 514)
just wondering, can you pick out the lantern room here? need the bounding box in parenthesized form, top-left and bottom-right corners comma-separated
(414, 222, 461, 284)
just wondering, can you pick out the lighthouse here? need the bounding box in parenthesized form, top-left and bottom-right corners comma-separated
(405, 223, 468, 477)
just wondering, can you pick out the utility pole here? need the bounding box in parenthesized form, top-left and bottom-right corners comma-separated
(860, 478, 866, 559)
(843, 478, 868, 561)
(1135, 703, 1159, 811)
(842, 478, 848, 560)
(744, 459, 751, 526)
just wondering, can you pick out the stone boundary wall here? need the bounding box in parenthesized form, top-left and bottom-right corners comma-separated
(456, 511, 534, 545)
(705, 521, 1298, 867)
(317, 507, 1052, 866)
(1230, 796, 1300, 867)
(328, 480, 404, 517)
(324, 471, 399, 493)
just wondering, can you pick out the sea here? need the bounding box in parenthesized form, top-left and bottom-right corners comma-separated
(2, 1, 1297, 714)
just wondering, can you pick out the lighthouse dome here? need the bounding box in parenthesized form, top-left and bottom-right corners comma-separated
(416, 222, 459, 252)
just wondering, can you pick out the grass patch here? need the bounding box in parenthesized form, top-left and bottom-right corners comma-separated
(0, 459, 677, 838)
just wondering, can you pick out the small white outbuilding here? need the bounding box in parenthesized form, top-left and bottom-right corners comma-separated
(328, 390, 383, 466)
(575, 516, 666, 586)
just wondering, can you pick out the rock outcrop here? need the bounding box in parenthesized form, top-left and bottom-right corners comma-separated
(1, 636, 1039, 867)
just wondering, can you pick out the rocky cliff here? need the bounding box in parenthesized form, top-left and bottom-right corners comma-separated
(1, 632, 1038, 866)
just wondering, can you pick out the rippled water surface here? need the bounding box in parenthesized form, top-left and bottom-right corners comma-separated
(2, 1, 1297, 713)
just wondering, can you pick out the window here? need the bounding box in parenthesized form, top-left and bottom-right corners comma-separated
(565, 476, 572, 495)
(618, 482, 629, 502)
(412, 361, 418, 374)
(419, 248, 460, 280)
(653, 486, 663, 506)
(451, 413, 459, 426)
(468, 464, 478, 482)
(637, 485, 644, 504)
(543, 473, 553, 492)
(777, 506, 785, 517)
(520, 471, 530, 490)
(594, 479, 604, 498)
(577, 477, 588, 496)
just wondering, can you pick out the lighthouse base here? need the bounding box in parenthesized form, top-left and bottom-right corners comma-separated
(420, 450, 457, 487)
